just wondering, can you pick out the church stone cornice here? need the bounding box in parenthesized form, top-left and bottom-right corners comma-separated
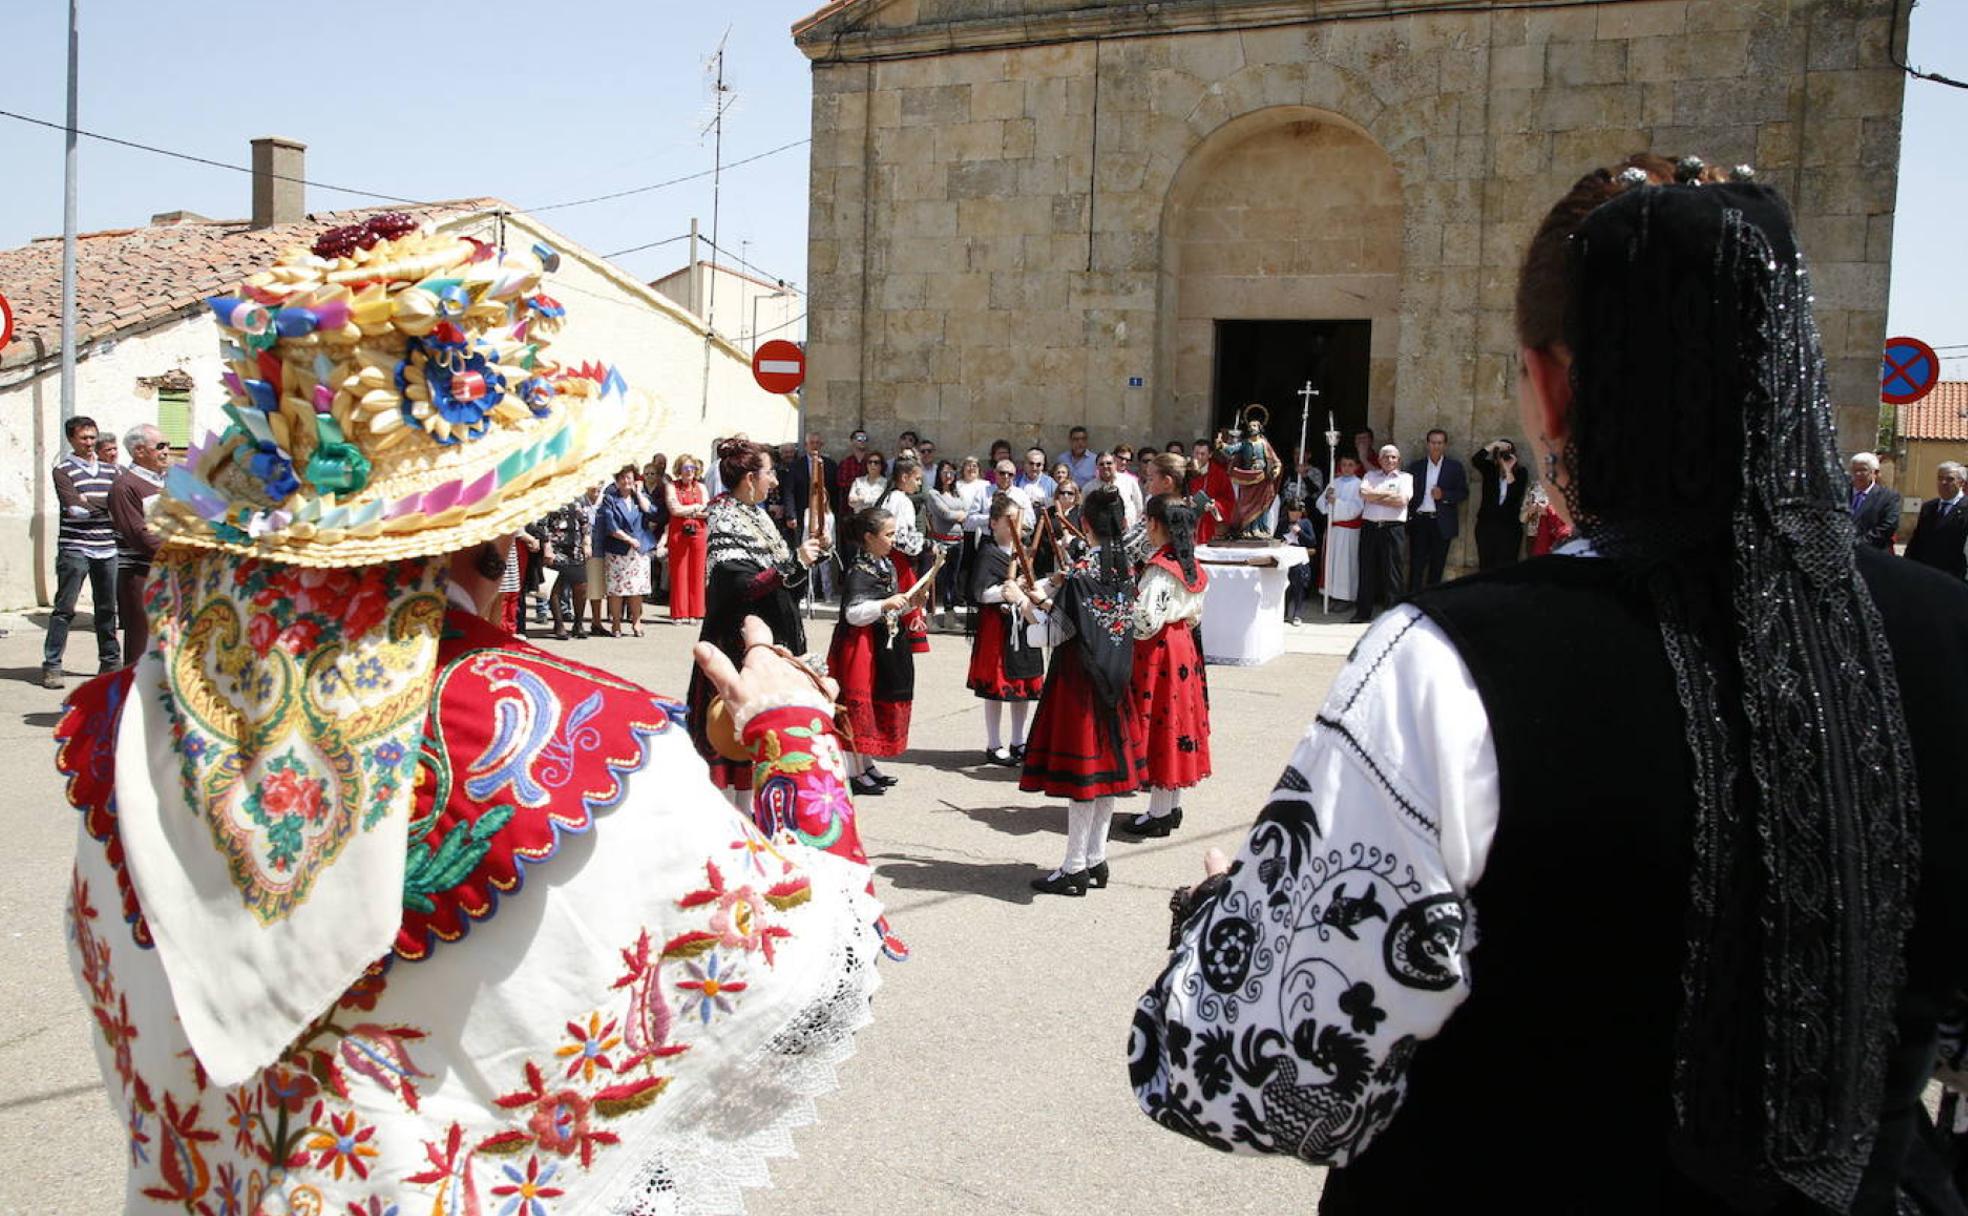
(794, 0, 1616, 63)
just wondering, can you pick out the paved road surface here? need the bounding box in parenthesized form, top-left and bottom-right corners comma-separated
(0, 607, 1351, 1214)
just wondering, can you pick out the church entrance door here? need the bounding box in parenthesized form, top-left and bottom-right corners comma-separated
(1210, 319, 1371, 474)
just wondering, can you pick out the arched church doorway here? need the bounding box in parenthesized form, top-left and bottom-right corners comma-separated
(1158, 108, 1402, 478)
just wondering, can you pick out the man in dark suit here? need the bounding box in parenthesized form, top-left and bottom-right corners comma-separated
(784, 430, 839, 599)
(1904, 461, 1968, 578)
(1406, 428, 1468, 590)
(1847, 451, 1902, 551)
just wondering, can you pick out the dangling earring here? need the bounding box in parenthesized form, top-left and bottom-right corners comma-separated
(1544, 452, 1559, 480)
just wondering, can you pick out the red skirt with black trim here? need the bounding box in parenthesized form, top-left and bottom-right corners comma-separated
(1128, 621, 1212, 789)
(966, 609, 1045, 701)
(1018, 645, 1139, 799)
(826, 620, 914, 757)
(891, 552, 930, 654)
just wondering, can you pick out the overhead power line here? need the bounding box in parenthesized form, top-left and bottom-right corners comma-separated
(603, 233, 692, 259)
(525, 138, 811, 214)
(698, 234, 806, 295)
(0, 106, 421, 204)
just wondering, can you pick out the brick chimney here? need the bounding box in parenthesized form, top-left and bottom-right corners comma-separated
(250, 136, 306, 229)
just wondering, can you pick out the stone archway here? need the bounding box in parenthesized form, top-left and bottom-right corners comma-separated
(1155, 106, 1403, 464)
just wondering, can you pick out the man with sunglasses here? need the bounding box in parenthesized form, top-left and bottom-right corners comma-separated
(1014, 447, 1057, 508)
(108, 425, 171, 662)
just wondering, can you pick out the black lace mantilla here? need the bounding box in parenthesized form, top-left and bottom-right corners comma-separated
(1561, 183, 1920, 1210)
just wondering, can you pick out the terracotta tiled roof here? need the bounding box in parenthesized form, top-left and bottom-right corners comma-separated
(0, 198, 505, 372)
(1898, 381, 1968, 442)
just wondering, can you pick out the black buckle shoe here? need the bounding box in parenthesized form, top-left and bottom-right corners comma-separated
(849, 773, 887, 797)
(1029, 868, 1087, 897)
(1085, 860, 1110, 889)
(1119, 813, 1172, 838)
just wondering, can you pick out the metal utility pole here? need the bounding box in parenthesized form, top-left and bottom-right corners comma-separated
(59, 0, 79, 421)
(699, 29, 733, 418)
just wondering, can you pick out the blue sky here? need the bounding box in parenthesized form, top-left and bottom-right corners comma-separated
(0, 1, 1959, 369)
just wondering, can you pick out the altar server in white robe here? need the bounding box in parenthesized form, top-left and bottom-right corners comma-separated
(1316, 453, 1365, 603)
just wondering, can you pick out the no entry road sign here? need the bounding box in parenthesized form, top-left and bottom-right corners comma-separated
(0, 292, 12, 351)
(752, 339, 805, 394)
(1881, 336, 1940, 406)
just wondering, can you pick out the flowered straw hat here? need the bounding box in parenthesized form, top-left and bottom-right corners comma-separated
(113, 215, 659, 1088)
(159, 212, 652, 567)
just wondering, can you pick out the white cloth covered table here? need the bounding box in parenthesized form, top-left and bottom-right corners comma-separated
(1195, 543, 1310, 666)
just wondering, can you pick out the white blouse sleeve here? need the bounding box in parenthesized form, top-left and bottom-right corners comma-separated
(844, 600, 885, 627)
(882, 492, 925, 556)
(1132, 566, 1205, 638)
(1129, 606, 1500, 1165)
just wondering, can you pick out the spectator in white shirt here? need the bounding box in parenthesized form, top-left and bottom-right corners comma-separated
(1014, 448, 1057, 507)
(1353, 444, 1413, 623)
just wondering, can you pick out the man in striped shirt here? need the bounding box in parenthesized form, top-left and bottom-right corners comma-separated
(43, 415, 120, 688)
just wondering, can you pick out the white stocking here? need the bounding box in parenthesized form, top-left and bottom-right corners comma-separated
(1086, 795, 1116, 867)
(847, 752, 869, 779)
(1148, 787, 1176, 820)
(723, 787, 749, 814)
(984, 700, 1004, 751)
(1009, 701, 1031, 748)
(1059, 800, 1095, 875)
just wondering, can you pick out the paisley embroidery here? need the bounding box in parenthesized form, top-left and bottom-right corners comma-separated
(148, 549, 446, 923)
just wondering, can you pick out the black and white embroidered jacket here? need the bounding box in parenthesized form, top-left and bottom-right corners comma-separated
(1128, 605, 1498, 1165)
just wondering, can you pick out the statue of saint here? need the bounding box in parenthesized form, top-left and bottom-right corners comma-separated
(1214, 406, 1282, 539)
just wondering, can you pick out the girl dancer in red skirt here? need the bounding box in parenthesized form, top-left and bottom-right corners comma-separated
(826, 507, 916, 797)
(1020, 484, 1139, 896)
(1120, 493, 1211, 837)
(968, 494, 1048, 765)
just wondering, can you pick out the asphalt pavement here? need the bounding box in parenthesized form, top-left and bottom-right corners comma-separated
(0, 604, 1353, 1214)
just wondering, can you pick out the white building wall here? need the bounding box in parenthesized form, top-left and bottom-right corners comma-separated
(0, 312, 230, 610)
(653, 262, 807, 352)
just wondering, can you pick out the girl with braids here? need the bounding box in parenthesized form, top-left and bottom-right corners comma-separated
(826, 507, 917, 797)
(1020, 483, 1140, 897)
(1133, 154, 1968, 1213)
(877, 457, 932, 654)
(968, 493, 1047, 765)
(1118, 494, 1210, 838)
(685, 437, 826, 803)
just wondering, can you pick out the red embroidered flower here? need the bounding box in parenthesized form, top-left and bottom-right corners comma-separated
(260, 768, 325, 826)
(261, 1066, 318, 1114)
(526, 1089, 593, 1156)
(305, 1108, 379, 1180)
(246, 611, 279, 656)
(276, 618, 323, 656)
(290, 567, 354, 617)
(339, 969, 388, 1012)
(224, 1086, 262, 1158)
(554, 1012, 621, 1082)
(342, 579, 392, 640)
(709, 887, 767, 953)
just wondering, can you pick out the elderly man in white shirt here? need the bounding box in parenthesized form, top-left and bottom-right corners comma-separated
(1352, 444, 1413, 623)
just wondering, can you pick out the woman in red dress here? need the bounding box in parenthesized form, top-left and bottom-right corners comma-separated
(967, 493, 1047, 765)
(1119, 494, 1211, 837)
(877, 457, 932, 654)
(665, 454, 709, 623)
(826, 506, 916, 797)
(1020, 484, 1139, 897)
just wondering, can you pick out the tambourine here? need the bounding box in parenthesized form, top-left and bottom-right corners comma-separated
(704, 644, 840, 762)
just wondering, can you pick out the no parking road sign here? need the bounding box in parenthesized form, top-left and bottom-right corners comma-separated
(752, 339, 805, 395)
(1881, 335, 1940, 406)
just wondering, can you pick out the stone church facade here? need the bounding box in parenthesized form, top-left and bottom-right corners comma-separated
(793, 0, 1904, 465)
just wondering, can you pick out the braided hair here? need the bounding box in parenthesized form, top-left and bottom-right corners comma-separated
(1145, 493, 1199, 583)
(1080, 484, 1129, 585)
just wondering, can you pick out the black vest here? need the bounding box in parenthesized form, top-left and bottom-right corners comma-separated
(1318, 550, 1968, 1215)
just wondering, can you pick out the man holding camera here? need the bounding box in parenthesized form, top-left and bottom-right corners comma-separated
(1471, 437, 1532, 570)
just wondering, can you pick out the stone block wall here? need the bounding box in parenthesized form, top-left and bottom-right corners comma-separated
(799, 0, 1904, 462)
